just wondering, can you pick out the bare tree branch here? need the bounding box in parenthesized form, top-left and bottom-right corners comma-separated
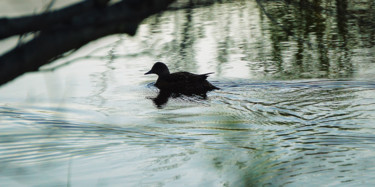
(0, 0, 176, 86)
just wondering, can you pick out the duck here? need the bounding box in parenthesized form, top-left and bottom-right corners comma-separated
(145, 62, 219, 95)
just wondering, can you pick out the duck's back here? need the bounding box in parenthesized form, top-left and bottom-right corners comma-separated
(155, 72, 218, 94)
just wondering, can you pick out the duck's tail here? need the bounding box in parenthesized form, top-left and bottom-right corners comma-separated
(201, 72, 215, 80)
(202, 72, 214, 76)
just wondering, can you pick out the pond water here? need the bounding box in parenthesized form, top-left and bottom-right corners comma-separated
(1, 0, 375, 186)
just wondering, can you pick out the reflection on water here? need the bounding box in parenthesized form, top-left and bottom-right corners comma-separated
(2, 80, 375, 186)
(149, 90, 209, 109)
(1, 0, 375, 186)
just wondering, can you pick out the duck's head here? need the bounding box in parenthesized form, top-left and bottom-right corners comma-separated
(145, 62, 170, 76)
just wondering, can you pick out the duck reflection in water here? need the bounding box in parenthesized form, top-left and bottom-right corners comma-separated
(145, 62, 219, 108)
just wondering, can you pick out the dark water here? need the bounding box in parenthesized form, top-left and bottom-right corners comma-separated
(1, 0, 375, 186)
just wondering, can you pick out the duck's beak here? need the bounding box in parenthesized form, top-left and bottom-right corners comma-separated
(144, 70, 153, 75)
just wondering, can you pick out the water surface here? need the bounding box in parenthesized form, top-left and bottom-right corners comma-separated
(1, 0, 375, 186)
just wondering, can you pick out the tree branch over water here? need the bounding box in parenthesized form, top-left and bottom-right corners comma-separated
(0, 0, 176, 86)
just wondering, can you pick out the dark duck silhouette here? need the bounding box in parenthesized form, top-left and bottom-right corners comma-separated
(145, 62, 219, 108)
(145, 62, 219, 95)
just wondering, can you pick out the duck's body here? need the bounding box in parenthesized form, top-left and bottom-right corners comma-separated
(145, 62, 219, 95)
(154, 71, 218, 94)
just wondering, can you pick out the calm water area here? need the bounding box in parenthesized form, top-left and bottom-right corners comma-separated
(1, 0, 375, 186)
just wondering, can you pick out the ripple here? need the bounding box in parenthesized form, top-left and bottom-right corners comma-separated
(1, 79, 375, 186)
(202, 79, 375, 185)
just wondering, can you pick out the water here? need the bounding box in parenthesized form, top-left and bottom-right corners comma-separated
(1, 0, 375, 186)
